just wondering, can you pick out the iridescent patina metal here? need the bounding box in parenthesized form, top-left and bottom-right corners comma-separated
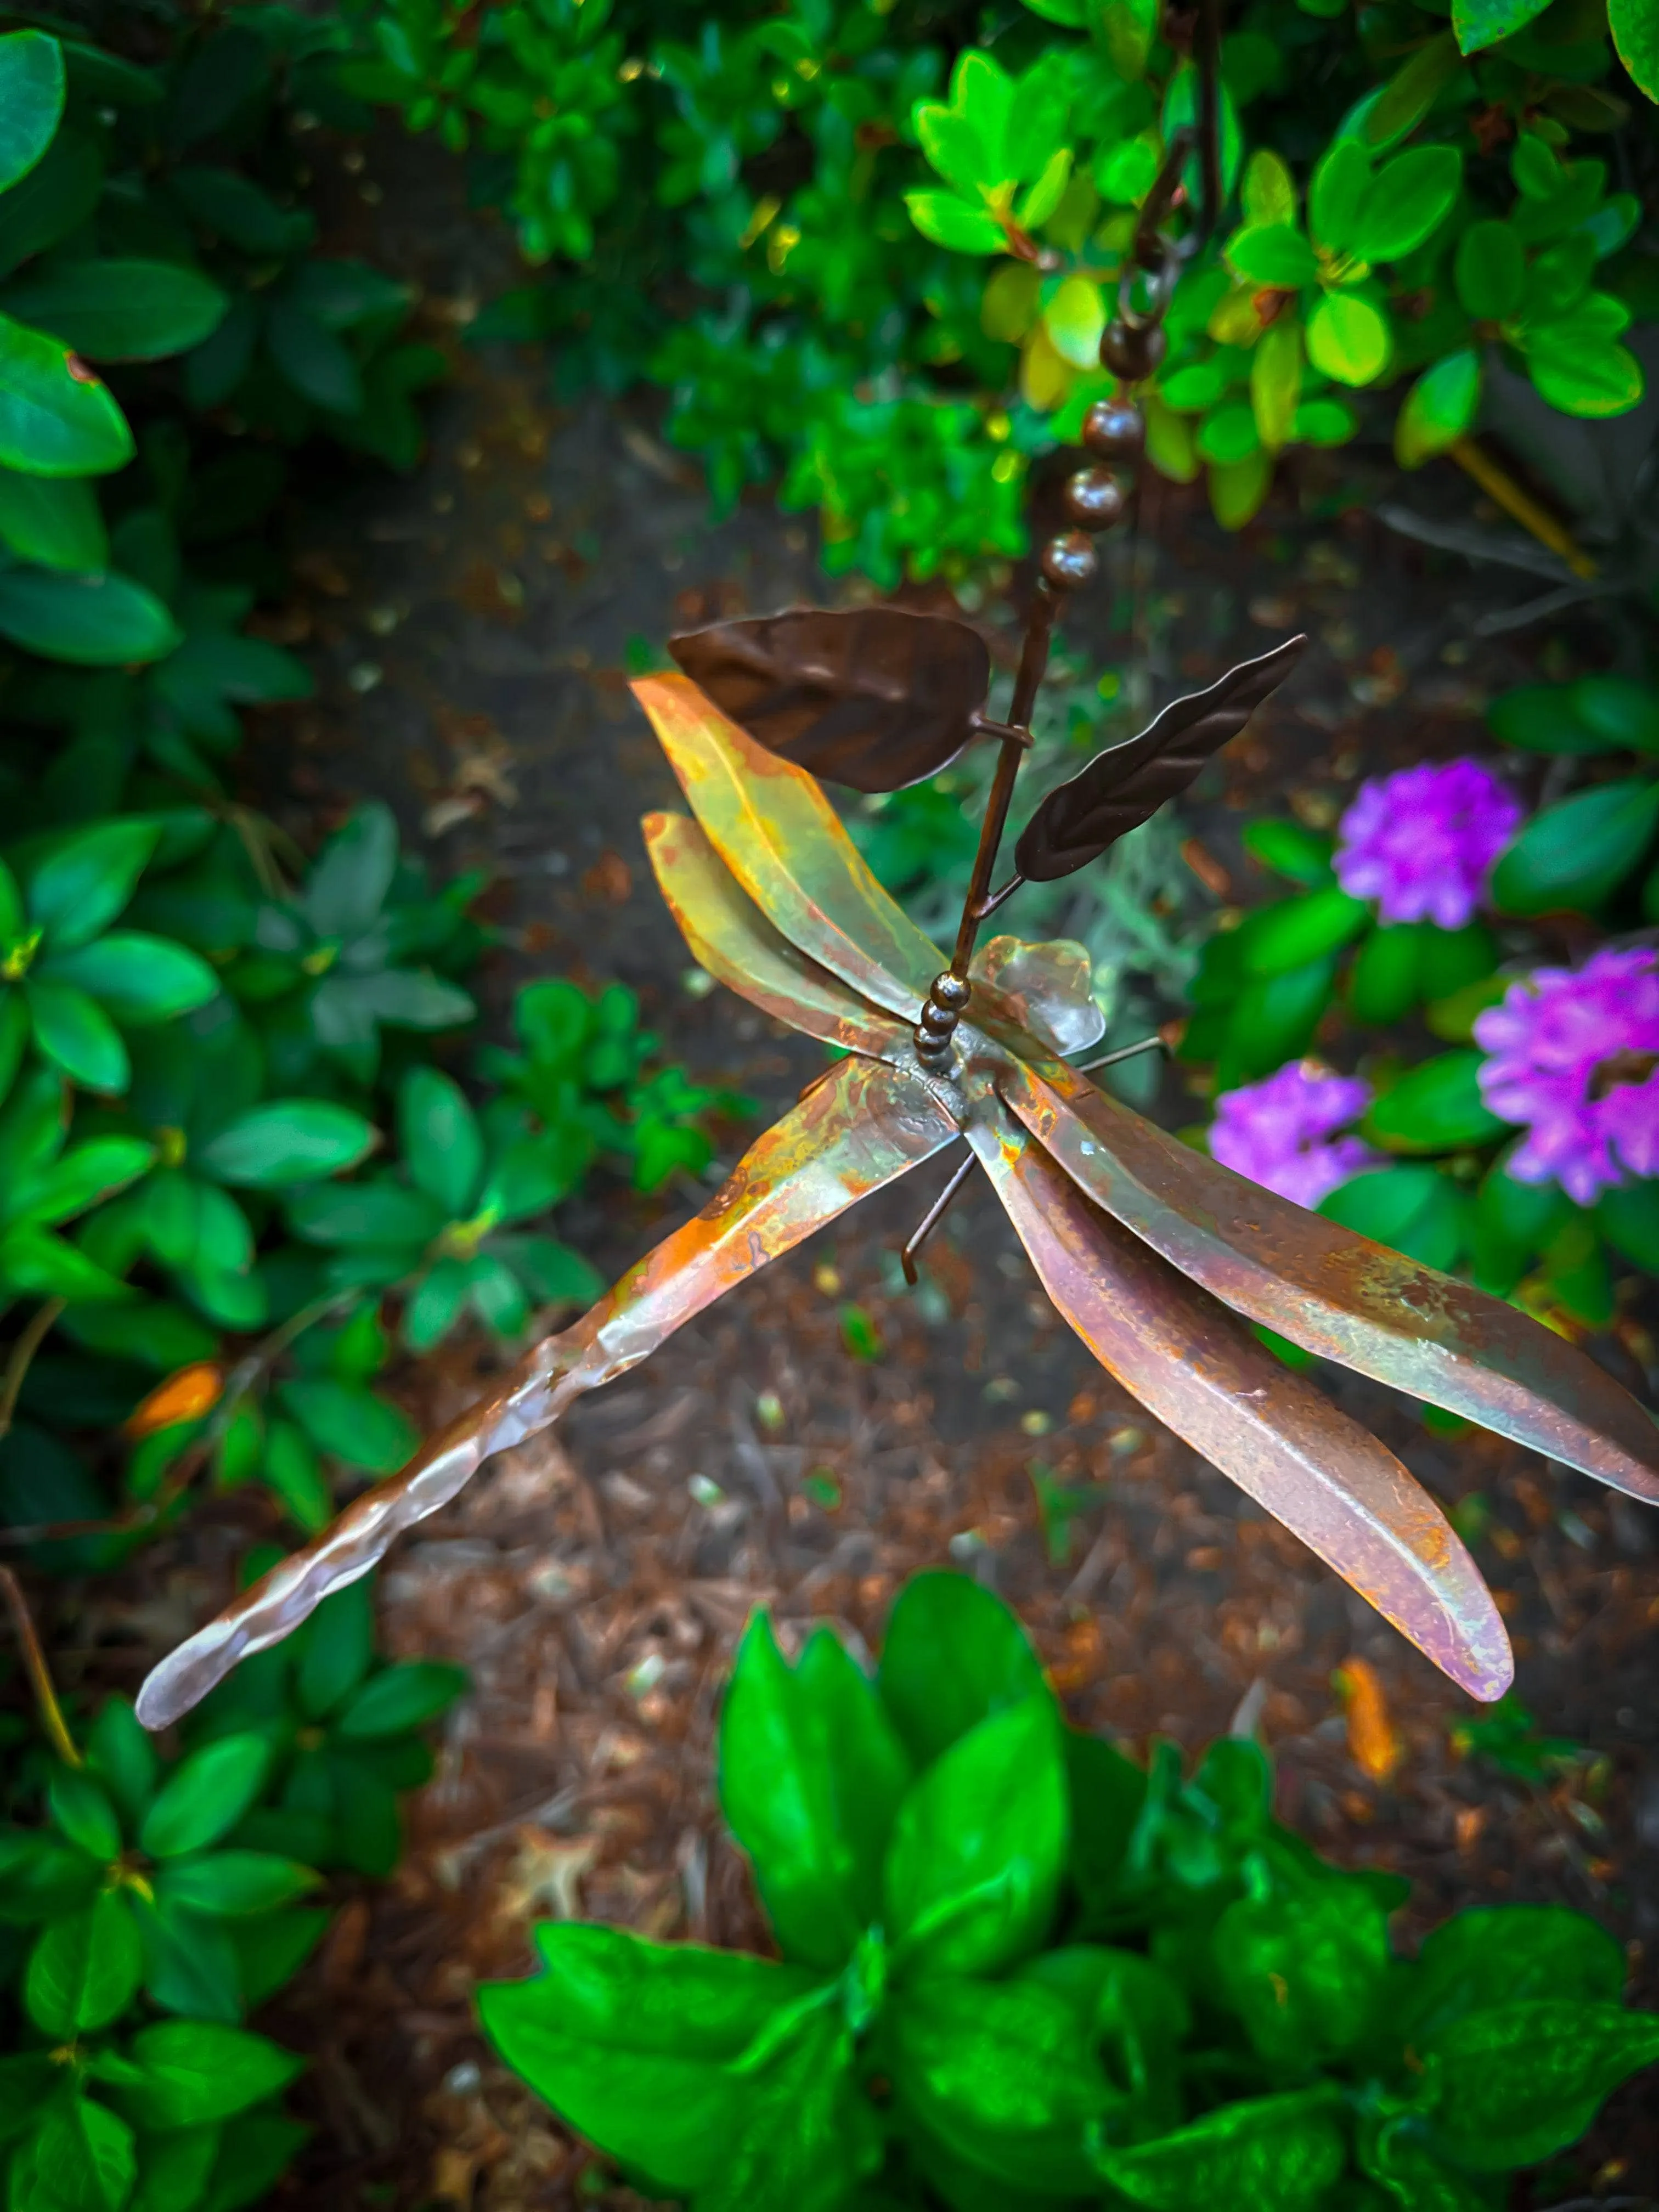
(137, 673, 1659, 1731)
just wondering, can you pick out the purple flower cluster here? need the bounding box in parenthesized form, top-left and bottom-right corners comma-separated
(1334, 758, 1522, 930)
(1474, 946, 1659, 1204)
(1210, 1060, 1380, 1210)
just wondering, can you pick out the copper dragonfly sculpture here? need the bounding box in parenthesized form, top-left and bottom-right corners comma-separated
(137, 566, 1659, 1731)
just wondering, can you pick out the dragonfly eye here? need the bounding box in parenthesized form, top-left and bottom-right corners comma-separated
(668, 606, 992, 795)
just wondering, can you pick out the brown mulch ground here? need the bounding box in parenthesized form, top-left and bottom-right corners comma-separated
(40, 115, 1659, 2210)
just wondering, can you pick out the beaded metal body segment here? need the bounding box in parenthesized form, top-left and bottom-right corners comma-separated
(135, 44, 1659, 1737)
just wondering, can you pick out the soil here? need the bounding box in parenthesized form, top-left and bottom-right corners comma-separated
(51, 119, 1659, 2211)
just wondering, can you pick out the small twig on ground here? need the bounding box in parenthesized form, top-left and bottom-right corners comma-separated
(0, 1562, 80, 1765)
(0, 1297, 65, 1444)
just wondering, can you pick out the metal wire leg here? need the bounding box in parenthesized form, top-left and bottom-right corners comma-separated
(900, 1154, 975, 1286)
(1070, 1032, 1165, 1076)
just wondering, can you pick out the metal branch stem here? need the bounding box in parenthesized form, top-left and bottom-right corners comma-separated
(951, 583, 1058, 977)
(1, 1563, 80, 1765)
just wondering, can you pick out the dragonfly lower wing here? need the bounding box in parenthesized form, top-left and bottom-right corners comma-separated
(1002, 1057, 1659, 1508)
(970, 1110, 1512, 1702)
(137, 1058, 961, 1731)
(633, 672, 944, 1023)
(645, 811, 912, 1066)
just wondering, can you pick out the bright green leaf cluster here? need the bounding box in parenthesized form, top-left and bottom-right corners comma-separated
(482, 1571, 1659, 2208)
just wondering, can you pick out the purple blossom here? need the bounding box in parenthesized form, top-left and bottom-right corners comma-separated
(1474, 946, 1659, 1205)
(1210, 1060, 1381, 1210)
(1334, 758, 1522, 930)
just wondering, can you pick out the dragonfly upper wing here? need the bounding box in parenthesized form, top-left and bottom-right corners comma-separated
(644, 810, 912, 1067)
(1001, 1056, 1659, 1507)
(633, 672, 944, 1022)
(970, 1105, 1512, 1702)
(137, 1057, 960, 1730)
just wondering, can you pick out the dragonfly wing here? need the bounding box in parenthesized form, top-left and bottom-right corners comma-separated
(969, 935, 1106, 1058)
(137, 1058, 960, 1730)
(1002, 1056, 1659, 1508)
(633, 671, 944, 1022)
(970, 1108, 1511, 1701)
(645, 811, 912, 1066)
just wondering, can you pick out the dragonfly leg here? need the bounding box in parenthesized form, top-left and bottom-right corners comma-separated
(901, 1152, 975, 1285)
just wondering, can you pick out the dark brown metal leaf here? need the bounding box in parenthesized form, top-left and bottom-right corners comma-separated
(667, 607, 991, 795)
(1014, 635, 1308, 882)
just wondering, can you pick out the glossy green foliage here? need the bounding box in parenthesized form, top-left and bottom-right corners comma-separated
(482, 1571, 1659, 2208)
(0, 1582, 465, 2209)
(343, 0, 1651, 572)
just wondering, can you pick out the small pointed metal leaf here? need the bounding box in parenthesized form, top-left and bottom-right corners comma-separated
(668, 607, 992, 795)
(136, 1056, 958, 1729)
(1015, 635, 1308, 882)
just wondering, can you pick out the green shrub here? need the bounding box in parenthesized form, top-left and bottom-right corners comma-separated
(345, 0, 1656, 580)
(0, 1564, 466, 2209)
(482, 1569, 1659, 2208)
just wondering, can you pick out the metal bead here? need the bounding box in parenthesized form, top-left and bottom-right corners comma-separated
(1081, 398, 1145, 465)
(1099, 320, 1167, 382)
(1041, 531, 1098, 591)
(1064, 467, 1126, 533)
(929, 972, 972, 1011)
(913, 1023, 954, 1062)
(918, 1000, 957, 1037)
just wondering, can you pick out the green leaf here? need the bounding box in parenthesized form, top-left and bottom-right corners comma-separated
(1215, 1867, 1391, 2066)
(1043, 275, 1105, 370)
(1491, 779, 1659, 916)
(1570, 677, 1659, 755)
(904, 189, 1006, 254)
(48, 1767, 122, 1860)
(228, 1905, 329, 2009)
(0, 262, 225, 364)
(1455, 222, 1525, 320)
(1066, 1731, 1149, 1921)
(915, 104, 995, 196)
(1403, 1903, 1624, 2049)
(1394, 348, 1482, 465)
(1610, 0, 1659, 100)
(1243, 820, 1334, 886)
(1524, 331, 1643, 418)
(0, 126, 103, 282)
(199, 2112, 309, 2212)
(24, 979, 128, 1091)
(884, 1697, 1066, 1977)
(1242, 150, 1296, 229)
(295, 1578, 375, 1719)
(1308, 137, 1370, 256)
(397, 1065, 482, 1217)
(1365, 31, 1463, 148)
(1208, 452, 1273, 531)
(1093, 2088, 1346, 2209)
(1423, 2001, 1659, 2170)
(260, 1417, 331, 1532)
(197, 1101, 375, 1188)
(133, 1889, 242, 2022)
(877, 1570, 1049, 1767)
(1598, 1180, 1659, 1273)
(156, 1853, 319, 1917)
(284, 1180, 440, 1248)
(1016, 146, 1073, 232)
(1365, 1051, 1508, 1153)
(0, 311, 131, 476)
(1239, 885, 1370, 975)
(0, 1218, 129, 1300)
(0, 31, 64, 193)
(1347, 922, 1427, 1024)
(479, 1924, 820, 2197)
(300, 802, 398, 940)
(0, 2054, 58, 2142)
(699, 1994, 877, 2212)
(1250, 319, 1301, 453)
(890, 1973, 1111, 2192)
(26, 1889, 143, 2034)
(1488, 681, 1613, 755)
(130, 2126, 221, 2212)
(43, 934, 218, 1023)
(1470, 1161, 1570, 1295)
(1226, 224, 1317, 288)
(1319, 1165, 1463, 1271)
(265, 298, 363, 415)
(1307, 293, 1392, 385)
(276, 1378, 415, 1474)
(0, 465, 106, 569)
(335, 1660, 469, 1741)
(140, 1733, 270, 1860)
(718, 1615, 911, 1971)
(30, 2095, 137, 2212)
(0, 566, 178, 664)
(1354, 146, 1460, 262)
(26, 818, 160, 946)
(1453, 0, 1553, 53)
(1197, 402, 1260, 467)
(88, 1699, 159, 1829)
(121, 2022, 304, 2131)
